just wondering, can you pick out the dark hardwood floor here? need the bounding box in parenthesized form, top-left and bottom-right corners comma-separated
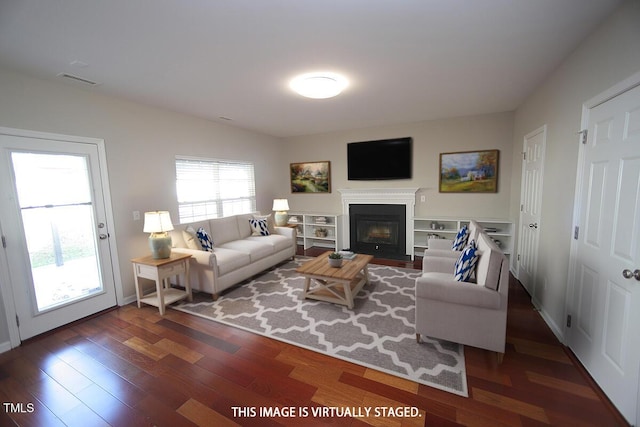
(0, 248, 629, 426)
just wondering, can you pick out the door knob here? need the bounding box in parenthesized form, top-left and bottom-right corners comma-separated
(528, 223, 538, 229)
(622, 269, 640, 281)
(99, 233, 108, 240)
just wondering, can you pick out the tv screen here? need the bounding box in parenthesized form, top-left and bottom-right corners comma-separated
(347, 137, 412, 180)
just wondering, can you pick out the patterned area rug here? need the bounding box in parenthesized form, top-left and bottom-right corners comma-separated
(173, 258, 467, 396)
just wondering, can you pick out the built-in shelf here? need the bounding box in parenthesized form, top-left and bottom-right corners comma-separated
(286, 212, 343, 251)
(413, 217, 513, 259)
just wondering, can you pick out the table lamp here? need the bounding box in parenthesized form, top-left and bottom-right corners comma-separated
(272, 199, 290, 226)
(143, 211, 174, 259)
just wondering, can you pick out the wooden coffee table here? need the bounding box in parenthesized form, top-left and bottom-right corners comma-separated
(296, 251, 374, 309)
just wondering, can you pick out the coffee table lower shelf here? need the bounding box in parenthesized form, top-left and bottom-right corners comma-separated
(303, 275, 368, 309)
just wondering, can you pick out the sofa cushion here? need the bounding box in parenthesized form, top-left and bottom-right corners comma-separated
(454, 240, 478, 282)
(196, 227, 214, 252)
(252, 213, 276, 235)
(422, 255, 458, 275)
(246, 234, 291, 252)
(416, 272, 501, 309)
(212, 247, 251, 276)
(171, 220, 210, 248)
(249, 218, 271, 236)
(476, 233, 503, 290)
(210, 216, 241, 245)
(236, 213, 255, 239)
(182, 225, 201, 250)
(424, 248, 460, 259)
(452, 225, 469, 250)
(219, 239, 273, 262)
(427, 238, 455, 250)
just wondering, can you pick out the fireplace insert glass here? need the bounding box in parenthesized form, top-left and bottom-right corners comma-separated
(357, 219, 398, 245)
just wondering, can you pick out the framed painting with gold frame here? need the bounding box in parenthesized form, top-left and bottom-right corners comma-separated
(290, 161, 331, 193)
(439, 150, 499, 193)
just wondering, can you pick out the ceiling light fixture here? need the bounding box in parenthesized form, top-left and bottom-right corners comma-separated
(290, 72, 348, 99)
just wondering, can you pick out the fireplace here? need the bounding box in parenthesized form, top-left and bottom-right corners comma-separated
(349, 204, 407, 259)
(339, 188, 418, 260)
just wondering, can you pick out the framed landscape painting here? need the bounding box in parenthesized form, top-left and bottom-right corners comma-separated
(290, 161, 331, 193)
(439, 150, 499, 193)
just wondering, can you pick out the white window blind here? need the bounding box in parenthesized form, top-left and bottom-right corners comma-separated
(176, 157, 256, 223)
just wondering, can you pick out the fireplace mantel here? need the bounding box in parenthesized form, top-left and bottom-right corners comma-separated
(338, 188, 418, 257)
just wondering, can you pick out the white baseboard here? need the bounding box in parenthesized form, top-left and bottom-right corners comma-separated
(531, 297, 565, 344)
(120, 294, 138, 306)
(0, 340, 13, 354)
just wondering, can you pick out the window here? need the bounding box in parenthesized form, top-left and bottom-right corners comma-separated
(175, 157, 256, 223)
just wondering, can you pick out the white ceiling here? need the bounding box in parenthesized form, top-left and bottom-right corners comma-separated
(0, 0, 623, 138)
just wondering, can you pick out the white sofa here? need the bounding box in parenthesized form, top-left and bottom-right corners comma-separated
(169, 213, 296, 299)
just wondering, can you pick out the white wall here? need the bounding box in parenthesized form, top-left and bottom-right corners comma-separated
(0, 67, 283, 344)
(281, 111, 515, 219)
(509, 0, 640, 337)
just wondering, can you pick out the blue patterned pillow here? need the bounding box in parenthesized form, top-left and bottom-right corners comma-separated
(454, 239, 478, 282)
(249, 218, 270, 236)
(196, 227, 214, 252)
(452, 225, 469, 250)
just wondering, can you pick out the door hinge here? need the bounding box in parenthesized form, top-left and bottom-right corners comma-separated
(15, 314, 19, 328)
(520, 204, 524, 212)
(566, 314, 572, 328)
(522, 152, 526, 160)
(1, 235, 5, 248)
(578, 129, 588, 144)
(574, 226, 579, 240)
(517, 254, 521, 261)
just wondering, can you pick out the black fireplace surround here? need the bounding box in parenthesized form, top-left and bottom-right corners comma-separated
(349, 204, 407, 260)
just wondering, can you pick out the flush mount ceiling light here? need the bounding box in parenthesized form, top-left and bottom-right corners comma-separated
(290, 72, 348, 99)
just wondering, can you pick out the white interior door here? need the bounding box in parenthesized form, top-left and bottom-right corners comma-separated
(567, 82, 640, 425)
(0, 130, 117, 340)
(517, 126, 546, 297)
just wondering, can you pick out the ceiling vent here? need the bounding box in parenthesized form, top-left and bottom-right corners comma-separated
(57, 73, 99, 86)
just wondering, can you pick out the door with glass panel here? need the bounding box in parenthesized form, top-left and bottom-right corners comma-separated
(0, 131, 117, 340)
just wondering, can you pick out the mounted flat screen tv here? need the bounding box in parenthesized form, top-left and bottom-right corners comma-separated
(347, 137, 412, 180)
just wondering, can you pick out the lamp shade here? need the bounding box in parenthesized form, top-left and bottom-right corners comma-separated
(143, 211, 174, 233)
(272, 199, 289, 211)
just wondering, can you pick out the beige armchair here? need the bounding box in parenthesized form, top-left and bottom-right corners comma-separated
(415, 231, 509, 360)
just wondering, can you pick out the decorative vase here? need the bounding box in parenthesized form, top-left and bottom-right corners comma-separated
(274, 211, 288, 226)
(328, 257, 342, 268)
(149, 233, 172, 259)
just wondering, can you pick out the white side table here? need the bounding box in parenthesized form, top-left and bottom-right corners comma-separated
(131, 252, 193, 315)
